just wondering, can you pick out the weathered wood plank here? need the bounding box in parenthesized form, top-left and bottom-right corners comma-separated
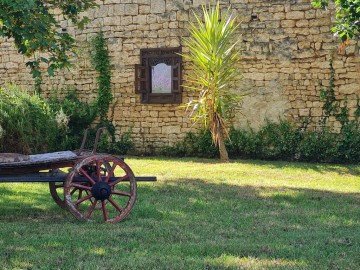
(0, 151, 77, 167)
(0, 153, 29, 163)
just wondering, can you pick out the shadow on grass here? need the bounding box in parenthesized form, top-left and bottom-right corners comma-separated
(135, 179, 360, 269)
(0, 179, 359, 269)
(249, 160, 360, 176)
(0, 184, 69, 223)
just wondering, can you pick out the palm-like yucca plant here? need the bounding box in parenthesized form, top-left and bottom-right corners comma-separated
(182, 2, 241, 162)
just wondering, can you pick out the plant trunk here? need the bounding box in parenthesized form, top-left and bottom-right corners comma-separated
(218, 126, 230, 163)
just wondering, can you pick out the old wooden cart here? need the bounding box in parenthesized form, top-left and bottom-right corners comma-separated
(0, 128, 156, 223)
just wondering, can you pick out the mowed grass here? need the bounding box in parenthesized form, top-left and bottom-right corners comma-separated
(0, 157, 359, 269)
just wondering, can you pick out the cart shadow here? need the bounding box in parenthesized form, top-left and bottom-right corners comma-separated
(0, 184, 69, 223)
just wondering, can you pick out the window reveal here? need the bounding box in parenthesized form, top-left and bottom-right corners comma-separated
(135, 47, 182, 104)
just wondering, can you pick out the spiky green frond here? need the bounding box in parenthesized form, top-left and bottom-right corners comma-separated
(181, 2, 242, 150)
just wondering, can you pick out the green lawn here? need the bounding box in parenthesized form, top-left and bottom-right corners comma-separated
(0, 157, 359, 269)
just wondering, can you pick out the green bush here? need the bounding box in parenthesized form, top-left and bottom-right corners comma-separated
(110, 129, 135, 155)
(226, 127, 257, 159)
(161, 121, 301, 161)
(297, 127, 338, 163)
(49, 91, 134, 155)
(95, 125, 135, 156)
(336, 121, 360, 163)
(49, 90, 96, 150)
(255, 120, 301, 160)
(160, 131, 218, 158)
(160, 119, 360, 164)
(0, 84, 62, 154)
(49, 90, 96, 132)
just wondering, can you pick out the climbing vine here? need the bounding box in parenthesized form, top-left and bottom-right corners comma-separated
(90, 31, 113, 123)
(88, 31, 134, 153)
(320, 59, 337, 117)
(319, 58, 353, 129)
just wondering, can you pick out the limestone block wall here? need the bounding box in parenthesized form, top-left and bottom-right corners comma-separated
(1, 0, 359, 153)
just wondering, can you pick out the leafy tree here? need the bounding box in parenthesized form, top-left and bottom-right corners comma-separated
(182, 2, 241, 162)
(312, 0, 360, 47)
(0, 0, 97, 79)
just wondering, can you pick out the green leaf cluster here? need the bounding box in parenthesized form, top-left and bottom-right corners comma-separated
(0, 84, 61, 154)
(312, 0, 360, 42)
(0, 0, 97, 78)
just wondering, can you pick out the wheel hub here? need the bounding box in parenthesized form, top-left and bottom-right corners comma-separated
(91, 182, 111, 201)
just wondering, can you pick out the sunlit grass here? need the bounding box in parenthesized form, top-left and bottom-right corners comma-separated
(0, 157, 359, 269)
(208, 254, 307, 269)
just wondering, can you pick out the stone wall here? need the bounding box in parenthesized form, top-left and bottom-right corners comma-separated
(0, 0, 359, 153)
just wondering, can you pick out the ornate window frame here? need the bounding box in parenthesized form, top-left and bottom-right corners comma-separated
(135, 47, 182, 104)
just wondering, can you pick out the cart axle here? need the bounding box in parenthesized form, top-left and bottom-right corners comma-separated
(0, 173, 157, 183)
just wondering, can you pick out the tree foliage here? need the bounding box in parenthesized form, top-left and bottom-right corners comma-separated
(312, 0, 360, 44)
(0, 0, 97, 78)
(182, 2, 241, 162)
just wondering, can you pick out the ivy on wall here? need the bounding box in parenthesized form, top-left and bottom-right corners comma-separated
(319, 58, 360, 129)
(90, 31, 113, 124)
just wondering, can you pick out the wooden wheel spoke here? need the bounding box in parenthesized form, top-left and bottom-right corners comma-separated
(100, 164, 107, 174)
(109, 174, 129, 187)
(75, 193, 93, 206)
(70, 183, 92, 191)
(105, 163, 117, 183)
(108, 198, 123, 213)
(70, 187, 78, 195)
(112, 190, 131, 197)
(78, 189, 83, 201)
(96, 159, 102, 181)
(101, 201, 108, 221)
(86, 199, 98, 219)
(85, 190, 97, 204)
(79, 168, 96, 185)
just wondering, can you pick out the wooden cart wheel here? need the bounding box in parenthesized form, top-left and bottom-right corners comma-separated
(49, 162, 111, 210)
(64, 154, 137, 223)
(49, 182, 66, 209)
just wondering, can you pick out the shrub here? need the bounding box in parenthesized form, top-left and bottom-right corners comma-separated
(226, 127, 257, 159)
(297, 127, 338, 163)
(49, 91, 135, 155)
(336, 121, 360, 163)
(160, 131, 218, 158)
(110, 128, 135, 155)
(255, 120, 301, 160)
(160, 119, 360, 164)
(96, 126, 135, 155)
(0, 84, 62, 154)
(48, 90, 96, 150)
(161, 122, 302, 160)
